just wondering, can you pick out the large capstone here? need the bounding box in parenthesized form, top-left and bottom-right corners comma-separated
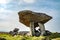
(18, 10, 52, 27)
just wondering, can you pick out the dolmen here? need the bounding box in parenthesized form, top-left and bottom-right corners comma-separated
(18, 10, 52, 36)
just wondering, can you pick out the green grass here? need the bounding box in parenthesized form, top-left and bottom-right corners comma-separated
(0, 33, 20, 40)
(0, 33, 60, 40)
(48, 32, 60, 39)
(0, 33, 46, 40)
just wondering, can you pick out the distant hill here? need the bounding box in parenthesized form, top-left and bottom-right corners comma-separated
(0, 31, 9, 34)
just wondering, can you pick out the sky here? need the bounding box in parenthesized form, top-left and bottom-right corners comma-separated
(0, 0, 60, 32)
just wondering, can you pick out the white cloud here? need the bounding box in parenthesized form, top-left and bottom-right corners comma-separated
(0, 0, 11, 4)
(0, 8, 13, 12)
(0, 8, 6, 12)
(0, 7, 30, 32)
(0, 8, 11, 19)
(23, 0, 35, 3)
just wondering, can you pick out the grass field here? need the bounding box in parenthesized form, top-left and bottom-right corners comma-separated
(0, 33, 60, 40)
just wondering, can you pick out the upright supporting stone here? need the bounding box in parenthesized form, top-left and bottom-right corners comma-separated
(38, 23, 45, 36)
(30, 22, 35, 36)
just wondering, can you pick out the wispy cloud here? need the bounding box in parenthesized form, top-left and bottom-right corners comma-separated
(23, 0, 36, 3)
(0, 0, 11, 4)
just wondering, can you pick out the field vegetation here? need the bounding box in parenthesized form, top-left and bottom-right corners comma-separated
(0, 32, 60, 40)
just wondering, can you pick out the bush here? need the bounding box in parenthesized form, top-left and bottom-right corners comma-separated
(43, 30, 51, 36)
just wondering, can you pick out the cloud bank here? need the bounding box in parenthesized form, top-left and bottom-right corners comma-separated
(0, 0, 60, 32)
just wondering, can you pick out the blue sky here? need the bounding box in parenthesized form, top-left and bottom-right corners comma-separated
(0, 0, 60, 32)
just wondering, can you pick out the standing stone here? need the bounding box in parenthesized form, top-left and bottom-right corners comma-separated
(30, 22, 35, 36)
(38, 23, 45, 36)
